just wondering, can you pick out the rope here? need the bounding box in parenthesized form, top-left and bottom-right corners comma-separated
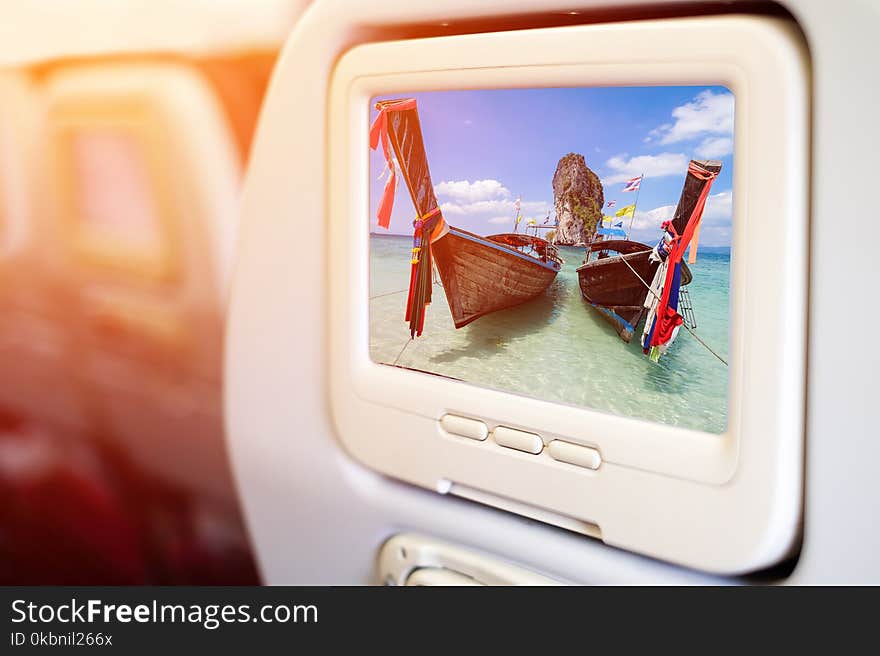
(617, 253, 728, 366)
(370, 279, 443, 300)
(393, 339, 412, 366)
(681, 326, 729, 367)
(370, 288, 409, 300)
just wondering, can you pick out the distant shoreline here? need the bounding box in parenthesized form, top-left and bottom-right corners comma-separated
(369, 231, 732, 254)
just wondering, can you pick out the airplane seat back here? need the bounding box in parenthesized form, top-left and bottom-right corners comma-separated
(36, 61, 242, 501)
(192, 52, 278, 167)
(0, 73, 37, 261)
(0, 72, 90, 432)
(0, 0, 305, 585)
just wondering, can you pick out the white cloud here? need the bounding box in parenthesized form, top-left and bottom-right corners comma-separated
(702, 190, 732, 225)
(651, 90, 734, 145)
(695, 136, 734, 159)
(603, 152, 690, 185)
(624, 189, 732, 237)
(628, 203, 676, 231)
(440, 199, 502, 216)
(435, 178, 550, 221)
(434, 179, 509, 203)
(439, 198, 550, 216)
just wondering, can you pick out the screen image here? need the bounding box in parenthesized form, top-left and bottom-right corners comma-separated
(369, 87, 733, 434)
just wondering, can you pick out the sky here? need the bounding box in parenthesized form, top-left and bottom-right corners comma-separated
(369, 85, 734, 247)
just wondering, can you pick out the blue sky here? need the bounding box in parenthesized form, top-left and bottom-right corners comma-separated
(370, 85, 734, 246)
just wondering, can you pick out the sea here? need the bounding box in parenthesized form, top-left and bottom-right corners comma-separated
(369, 233, 730, 434)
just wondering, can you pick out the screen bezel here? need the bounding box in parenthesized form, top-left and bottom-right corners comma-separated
(328, 16, 807, 572)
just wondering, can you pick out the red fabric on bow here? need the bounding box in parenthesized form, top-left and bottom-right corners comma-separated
(369, 99, 417, 229)
(650, 162, 718, 349)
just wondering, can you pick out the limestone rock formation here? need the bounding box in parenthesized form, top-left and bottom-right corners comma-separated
(552, 153, 604, 245)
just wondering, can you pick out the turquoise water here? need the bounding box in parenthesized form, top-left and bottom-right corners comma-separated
(369, 233, 730, 434)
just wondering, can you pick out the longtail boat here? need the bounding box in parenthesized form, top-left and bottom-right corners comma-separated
(576, 159, 721, 343)
(370, 99, 562, 335)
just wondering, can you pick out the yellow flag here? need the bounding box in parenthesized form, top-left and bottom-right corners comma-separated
(527, 218, 537, 226)
(615, 204, 635, 219)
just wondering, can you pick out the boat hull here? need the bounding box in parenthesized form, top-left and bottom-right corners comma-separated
(576, 241, 693, 342)
(432, 228, 560, 328)
(576, 245, 656, 342)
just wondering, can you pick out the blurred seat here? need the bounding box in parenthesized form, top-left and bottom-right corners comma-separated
(39, 61, 242, 502)
(0, 72, 92, 433)
(0, 1, 307, 586)
(0, 57, 275, 584)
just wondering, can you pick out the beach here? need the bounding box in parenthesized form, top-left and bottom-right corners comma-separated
(369, 233, 730, 434)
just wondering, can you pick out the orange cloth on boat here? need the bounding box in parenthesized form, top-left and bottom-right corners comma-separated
(369, 98, 416, 228)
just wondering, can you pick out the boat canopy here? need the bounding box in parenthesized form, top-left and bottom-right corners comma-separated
(487, 233, 563, 265)
(587, 238, 650, 255)
(487, 233, 552, 250)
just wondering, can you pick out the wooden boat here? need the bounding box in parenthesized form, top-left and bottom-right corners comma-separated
(371, 98, 562, 335)
(576, 159, 720, 341)
(433, 229, 562, 328)
(576, 240, 691, 341)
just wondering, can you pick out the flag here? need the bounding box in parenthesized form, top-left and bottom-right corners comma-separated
(512, 196, 523, 231)
(527, 218, 536, 226)
(606, 200, 617, 208)
(622, 176, 642, 192)
(597, 226, 627, 238)
(615, 204, 635, 219)
(688, 223, 702, 264)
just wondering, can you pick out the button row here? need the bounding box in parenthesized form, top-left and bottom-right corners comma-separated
(493, 426, 542, 454)
(439, 414, 488, 441)
(439, 414, 601, 470)
(547, 439, 602, 470)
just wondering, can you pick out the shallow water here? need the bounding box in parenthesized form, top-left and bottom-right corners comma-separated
(369, 233, 730, 434)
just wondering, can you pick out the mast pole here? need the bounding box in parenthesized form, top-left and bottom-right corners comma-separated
(513, 194, 520, 234)
(627, 171, 645, 240)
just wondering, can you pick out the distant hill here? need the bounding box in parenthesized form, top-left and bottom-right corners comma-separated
(694, 245, 731, 255)
(552, 153, 604, 245)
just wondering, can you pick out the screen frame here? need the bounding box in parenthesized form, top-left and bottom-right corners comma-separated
(328, 15, 808, 573)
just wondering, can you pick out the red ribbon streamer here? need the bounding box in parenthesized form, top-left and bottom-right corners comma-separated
(369, 99, 416, 229)
(405, 206, 442, 335)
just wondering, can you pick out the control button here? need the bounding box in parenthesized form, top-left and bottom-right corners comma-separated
(440, 414, 488, 441)
(493, 426, 543, 455)
(548, 440, 601, 470)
